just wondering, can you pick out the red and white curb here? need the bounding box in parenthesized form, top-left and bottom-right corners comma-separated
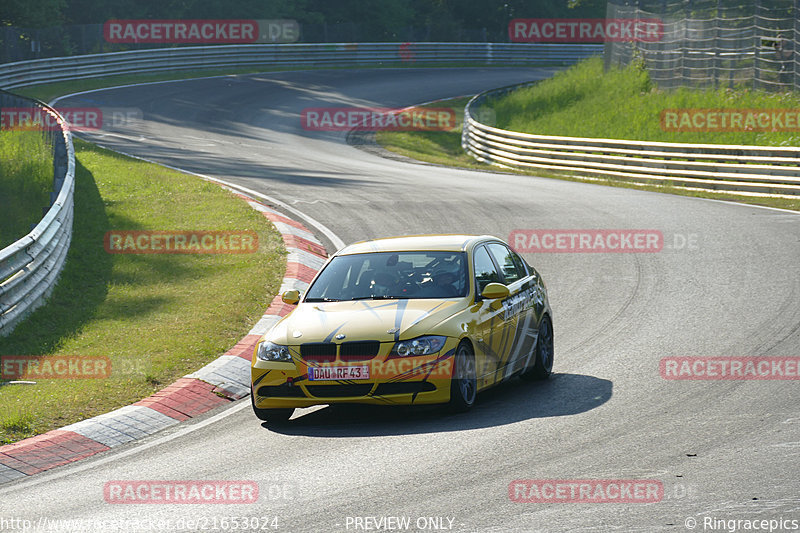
(0, 189, 327, 484)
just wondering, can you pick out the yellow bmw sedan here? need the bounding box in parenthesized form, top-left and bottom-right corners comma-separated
(251, 234, 553, 423)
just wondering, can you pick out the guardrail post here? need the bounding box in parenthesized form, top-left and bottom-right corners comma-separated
(795, 0, 799, 91)
(753, 0, 760, 90)
(713, 0, 721, 88)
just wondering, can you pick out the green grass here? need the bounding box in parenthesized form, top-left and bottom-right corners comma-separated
(0, 60, 567, 445)
(374, 97, 491, 168)
(0, 411, 34, 437)
(0, 139, 286, 444)
(488, 56, 800, 146)
(4, 57, 797, 444)
(0, 131, 53, 249)
(377, 59, 800, 212)
(377, 94, 800, 212)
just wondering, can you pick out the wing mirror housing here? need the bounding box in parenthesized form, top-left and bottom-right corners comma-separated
(480, 282, 510, 300)
(281, 290, 301, 305)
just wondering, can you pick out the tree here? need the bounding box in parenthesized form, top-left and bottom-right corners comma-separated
(1, 0, 66, 28)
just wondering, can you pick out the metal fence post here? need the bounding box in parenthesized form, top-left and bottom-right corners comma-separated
(795, 0, 799, 91)
(754, 0, 761, 90)
(713, 0, 722, 88)
(681, 0, 692, 89)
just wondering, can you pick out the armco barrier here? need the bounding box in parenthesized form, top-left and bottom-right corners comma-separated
(0, 42, 602, 89)
(0, 192, 328, 483)
(462, 84, 800, 198)
(0, 42, 600, 337)
(0, 92, 74, 336)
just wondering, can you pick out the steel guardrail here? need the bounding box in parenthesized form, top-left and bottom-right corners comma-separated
(0, 42, 603, 89)
(0, 42, 600, 336)
(462, 84, 800, 198)
(0, 93, 74, 336)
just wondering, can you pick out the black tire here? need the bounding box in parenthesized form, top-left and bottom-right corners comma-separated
(449, 341, 477, 412)
(520, 315, 554, 381)
(251, 393, 294, 423)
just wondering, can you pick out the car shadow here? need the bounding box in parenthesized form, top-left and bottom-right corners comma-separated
(262, 372, 611, 437)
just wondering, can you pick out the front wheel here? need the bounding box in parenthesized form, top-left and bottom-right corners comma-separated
(251, 393, 294, 424)
(449, 342, 477, 412)
(520, 315, 553, 381)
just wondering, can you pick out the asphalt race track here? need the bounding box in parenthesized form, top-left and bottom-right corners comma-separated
(3, 67, 799, 532)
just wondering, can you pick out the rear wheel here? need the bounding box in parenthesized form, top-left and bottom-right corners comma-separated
(251, 393, 294, 423)
(520, 315, 553, 381)
(449, 341, 477, 412)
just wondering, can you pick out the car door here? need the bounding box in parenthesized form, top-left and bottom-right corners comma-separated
(471, 244, 515, 388)
(485, 242, 539, 380)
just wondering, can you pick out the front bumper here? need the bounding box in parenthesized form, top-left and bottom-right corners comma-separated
(251, 340, 457, 408)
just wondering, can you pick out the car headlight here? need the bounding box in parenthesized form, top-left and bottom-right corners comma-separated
(390, 336, 446, 357)
(256, 341, 292, 362)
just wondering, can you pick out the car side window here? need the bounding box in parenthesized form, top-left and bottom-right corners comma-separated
(473, 246, 501, 295)
(487, 243, 524, 284)
(510, 249, 529, 278)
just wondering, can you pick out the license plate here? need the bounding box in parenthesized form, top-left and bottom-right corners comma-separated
(308, 365, 370, 380)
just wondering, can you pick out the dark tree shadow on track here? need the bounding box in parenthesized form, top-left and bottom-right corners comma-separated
(262, 372, 611, 437)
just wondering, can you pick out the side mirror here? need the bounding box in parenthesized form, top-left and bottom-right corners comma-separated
(480, 282, 509, 300)
(281, 290, 300, 305)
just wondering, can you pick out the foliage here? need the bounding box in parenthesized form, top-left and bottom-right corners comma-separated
(4, 0, 606, 31)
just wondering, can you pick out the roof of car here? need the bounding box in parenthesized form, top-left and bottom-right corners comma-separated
(336, 234, 499, 255)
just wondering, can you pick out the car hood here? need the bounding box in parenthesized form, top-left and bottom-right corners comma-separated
(266, 298, 466, 345)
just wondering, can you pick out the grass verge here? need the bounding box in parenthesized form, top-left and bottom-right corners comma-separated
(0, 139, 286, 444)
(374, 97, 487, 168)
(0, 60, 542, 444)
(487, 56, 800, 146)
(376, 61, 800, 212)
(0, 131, 53, 249)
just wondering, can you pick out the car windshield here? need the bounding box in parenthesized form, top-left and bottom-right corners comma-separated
(305, 251, 468, 301)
